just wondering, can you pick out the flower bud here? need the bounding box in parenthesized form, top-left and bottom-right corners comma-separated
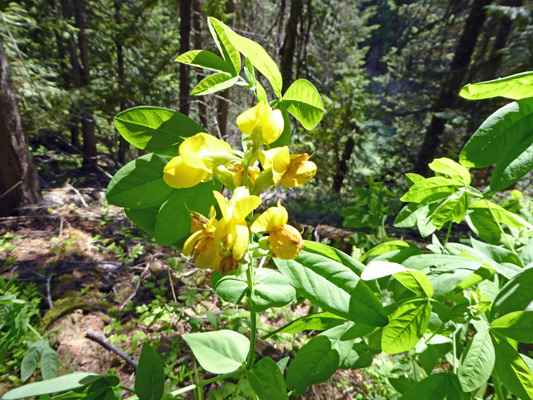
(269, 225, 304, 260)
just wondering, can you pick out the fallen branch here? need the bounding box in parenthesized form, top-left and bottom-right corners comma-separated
(86, 330, 138, 369)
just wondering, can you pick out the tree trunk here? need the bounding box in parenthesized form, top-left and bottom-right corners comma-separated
(280, 0, 302, 93)
(0, 37, 42, 216)
(72, 0, 97, 170)
(332, 136, 356, 193)
(414, 0, 491, 175)
(192, 0, 208, 127)
(179, 0, 192, 115)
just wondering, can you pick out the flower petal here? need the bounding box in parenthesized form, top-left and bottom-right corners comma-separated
(250, 202, 289, 233)
(260, 107, 284, 144)
(232, 224, 250, 261)
(180, 133, 233, 172)
(163, 156, 210, 188)
(280, 154, 317, 188)
(236, 102, 262, 135)
(269, 224, 304, 259)
(233, 195, 262, 222)
(183, 230, 204, 256)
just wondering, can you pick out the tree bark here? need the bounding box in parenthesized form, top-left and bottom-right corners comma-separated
(192, 0, 208, 127)
(179, 0, 192, 115)
(280, 0, 302, 93)
(332, 136, 356, 193)
(414, 0, 491, 175)
(0, 36, 42, 216)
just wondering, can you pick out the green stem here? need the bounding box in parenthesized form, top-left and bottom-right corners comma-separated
(424, 322, 444, 344)
(27, 324, 43, 340)
(484, 199, 517, 255)
(230, 373, 245, 399)
(119, 385, 135, 394)
(171, 371, 242, 396)
(245, 263, 257, 369)
(444, 221, 453, 245)
(493, 374, 505, 400)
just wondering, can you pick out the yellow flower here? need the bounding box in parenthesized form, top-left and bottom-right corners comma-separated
(164, 133, 235, 189)
(250, 201, 304, 259)
(213, 187, 262, 261)
(236, 101, 284, 144)
(260, 147, 317, 188)
(183, 207, 223, 271)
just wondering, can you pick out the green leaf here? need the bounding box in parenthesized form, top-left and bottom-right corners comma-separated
(465, 213, 501, 244)
(40, 345, 58, 380)
(405, 173, 425, 187)
(430, 191, 468, 229)
(286, 335, 338, 396)
(399, 373, 470, 400)
(491, 311, 533, 343)
(212, 273, 248, 305)
(460, 71, 533, 100)
(212, 19, 283, 97)
(492, 267, 533, 320)
(114, 107, 205, 155)
(106, 154, 173, 209)
(428, 158, 471, 184)
(470, 237, 523, 279)
(261, 312, 348, 340)
(183, 331, 249, 374)
(468, 200, 527, 228)
(125, 207, 159, 236)
(460, 98, 533, 190)
(250, 269, 296, 312)
(246, 357, 288, 400)
(492, 332, 533, 400)
(393, 270, 434, 298)
(303, 240, 367, 277)
(274, 251, 387, 327)
(154, 181, 221, 246)
(207, 18, 241, 76)
(359, 241, 421, 264)
(190, 73, 239, 96)
(281, 79, 324, 130)
(400, 177, 463, 204)
(458, 323, 495, 392)
(176, 50, 231, 73)
(135, 344, 164, 400)
(382, 299, 431, 354)
(2, 373, 99, 400)
(21, 340, 47, 382)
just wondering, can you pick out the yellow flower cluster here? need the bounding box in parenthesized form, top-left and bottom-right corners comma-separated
(163, 100, 316, 273)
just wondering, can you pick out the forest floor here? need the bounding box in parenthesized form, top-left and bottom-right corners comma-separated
(0, 149, 398, 399)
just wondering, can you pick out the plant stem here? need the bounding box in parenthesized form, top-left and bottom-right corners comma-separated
(27, 324, 43, 340)
(444, 221, 453, 245)
(484, 199, 517, 255)
(119, 385, 135, 394)
(245, 263, 257, 369)
(230, 373, 245, 399)
(493, 374, 505, 400)
(171, 371, 242, 396)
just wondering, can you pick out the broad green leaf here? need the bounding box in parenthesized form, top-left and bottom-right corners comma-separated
(458, 324, 495, 392)
(394, 203, 423, 228)
(212, 273, 248, 305)
(468, 200, 527, 228)
(286, 335, 338, 396)
(399, 373, 470, 400)
(303, 240, 366, 277)
(492, 267, 533, 320)
(40, 345, 58, 380)
(382, 298, 431, 354)
(274, 251, 387, 327)
(460, 98, 533, 192)
(460, 71, 533, 100)
(250, 269, 296, 312)
(491, 311, 533, 343)
(114, 107, 205, 155)
(400, 177, 463, 204)
(106, 154, 173, 209)
(213, 19, 283, 97)
(465, 213, 501, 244)
(190, 73, 239, 96)
(261, 312, 347, 340)
(405, 173, 425, 187)
(470, 237, 523, 279)
(183, 331, 249, 374)
(125, 207, 159, 236)
(207, 18, 241, 76)
(430, 191, 468, 229)
(416, 204, 438, 237)
(21, 340, 47, 382)
(359, 241, 421, 263)
(429, 158, 471, 184)
(154, 181, 220, 246)
(394, 270, 433, 298)
(281, 79, 324, 130)
(361, 261, 407, 280)
(389, 377, 417, 394)
(135, 344, 164, 400)
(176, 50, 231, 73)
(246, 357, 288, 400)
(2, 373, 99, 400)
(492, 332, 533, 400)
(417, 343, 439, 375)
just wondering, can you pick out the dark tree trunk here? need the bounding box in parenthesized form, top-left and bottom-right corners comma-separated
(217, 90, 229, 139)
(192, 0, 208, 127)
(0, 37, 42, 216)
(332, 136, 356, 193)
(414, 0, 492, 175)
(72, 0, 97, 169)
(280, 0, 302, 93)
(179, 0, 191, 115)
